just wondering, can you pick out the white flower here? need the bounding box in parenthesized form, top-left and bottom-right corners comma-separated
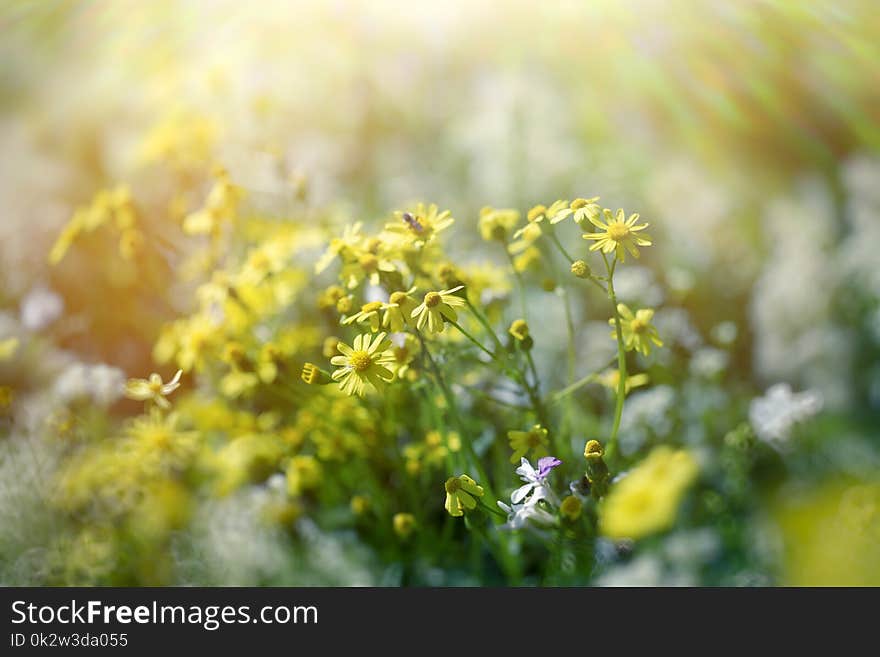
(497, 500, 557, 530)
(510, 456, 560, 506)
(495, 456, 562, 531)
(55, 362, 126, 407)
(749, 383, 823, 446)
(20, 286, 63, 331)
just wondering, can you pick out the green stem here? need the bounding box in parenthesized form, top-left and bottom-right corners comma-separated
(417, 331, 492, 493)
(548, 228, 575, 264)
(465, 298, 505, 353)
(447, 319, 495, 360)
(523, 350, 553, 444)
(504, 248, 528, 319)
(603, 253, 627, 461)
(547, 356, 618, 404)
(541, 233, 576, 439)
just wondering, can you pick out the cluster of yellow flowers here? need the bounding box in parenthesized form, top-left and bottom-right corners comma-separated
(44, 156, 704, 583)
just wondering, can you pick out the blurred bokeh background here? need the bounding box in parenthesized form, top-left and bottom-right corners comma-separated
(1, 0, 878, 585)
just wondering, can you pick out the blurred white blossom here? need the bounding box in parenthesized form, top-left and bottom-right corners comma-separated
(749, 383, 823, 446)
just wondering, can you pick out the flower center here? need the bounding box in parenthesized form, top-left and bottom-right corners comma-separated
(444, 477, 460, 494)
(570, 198, 588, 210)
(425, 292, 442, 308)
(361, 301, 383, 313)
(359, 254, 378, 271)
(527, 430, 544, 447)
(389, 291, 407, 305)
(607, 223, 630, 241)
(349, 350, 372, 372)
(630, 318, 647, 334)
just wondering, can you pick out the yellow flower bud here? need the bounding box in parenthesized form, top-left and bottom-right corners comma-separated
(508, 319, 530, 341)
(393, 512, 416, 538)
(560, 495, 583, 521)
(571, 260, 591, 279)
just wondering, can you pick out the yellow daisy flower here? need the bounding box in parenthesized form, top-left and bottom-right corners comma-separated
(410, 286, 466, 334)
(385, 202, 454, 247)
(478, 206, 520, 242)
(330, 332, 396, 397)
(381, 288, 418, 332)
(555, 196, 601, 227)
(444, 474, 485, 517)
(339, 249, 397, 289)
(610, 304, 663, 356)
(600, 446, 699, 540)
(315, 222, 364, 274)
(124, 369, 183, 409)
(388, 333, 420, 380)
(507, 424, 549, 464)
(342, 301, 385, 332)
(583, 208, 652, 261)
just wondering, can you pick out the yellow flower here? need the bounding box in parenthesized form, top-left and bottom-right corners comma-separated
(301, 362, 331, 385)
(342, 301, 385, 332)
(183, 169, 242, 237)
(385, 203, 454, 247)
(610, 304, 663, 356)
(518, 200, 569, 232)
(560, 495, 583, 521)
(350, 495, 370, 516)
(124, 410, 201, 476)
(286, 455, 323, 495)
(478, 206, 520, 242)
(600, 446, 699, 540)
(512, 245, 542, 272)
(339, 249, 397, 289)
(444, 474, 485, 517)
(237, 238, 293, 287)
(393, 512, 416, 538)
(382, 288, 418, 332)
(175, 315, 218, 373)
(330, 332, 396, 397)
(508, 319, 530, 341)
(508, 224, 542, 255)
(570, 260, 591, 279)
(389, 333, 420, 380)
(598, 368, 650, 395)
(315, 223, 364, 274)
(507, 424, 549, 464)
(124, 370, 183, 409)
(410, 286, 466, 334)
(257, 343, 282, 383)
(772, 480, 880, 585)
(509, 200, 568, 251)
(583, 208, 652, 261)
(558, 197, 601, 227)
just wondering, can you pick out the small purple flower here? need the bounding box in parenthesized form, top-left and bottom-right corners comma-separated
(537, 456, 562, 478)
